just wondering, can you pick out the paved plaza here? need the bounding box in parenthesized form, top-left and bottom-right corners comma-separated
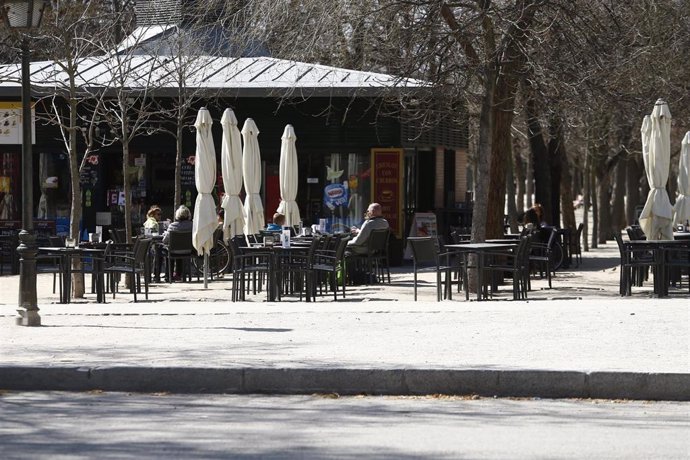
(1, 242, 688, 400)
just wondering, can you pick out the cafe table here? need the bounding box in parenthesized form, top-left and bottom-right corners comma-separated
(241, 244, 312, 301)
(37, 246, 106, 304)
(445, 242, 519, 301)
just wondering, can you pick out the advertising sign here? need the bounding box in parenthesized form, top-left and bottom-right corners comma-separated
(371, 148, 403, 237)
(0, 102, 36, 144)
(323, 182, 349, 210)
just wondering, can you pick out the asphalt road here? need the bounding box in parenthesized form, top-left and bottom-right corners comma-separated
(1, 392, 688, 459)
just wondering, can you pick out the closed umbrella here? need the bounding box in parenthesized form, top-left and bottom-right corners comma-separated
(220, 108, 245, 240)
(673, 131, 690, 227)
(241, 118, 265, 235)
(276, 124, 301, 226)
(639, 99, 673, 240)
(192, 108, 217, 288)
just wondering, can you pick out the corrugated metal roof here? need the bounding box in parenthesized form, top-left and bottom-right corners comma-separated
(0, 54, 425, 98)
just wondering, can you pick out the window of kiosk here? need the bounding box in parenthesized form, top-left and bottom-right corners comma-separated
(321, 153, 370, 233)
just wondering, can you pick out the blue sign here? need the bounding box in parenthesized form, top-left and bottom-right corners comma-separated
(323, 183, 349, 210)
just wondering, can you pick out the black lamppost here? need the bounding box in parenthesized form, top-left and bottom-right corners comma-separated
(1, 0, 47, 326)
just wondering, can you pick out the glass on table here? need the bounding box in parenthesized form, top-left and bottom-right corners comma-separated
(65, 237, 76, 248)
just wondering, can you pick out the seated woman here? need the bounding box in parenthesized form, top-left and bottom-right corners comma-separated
(144, 205, 162, 233)
(266, 213, 286, 231)
(161, 205, 193, 281)
(162, 205, 193, 244)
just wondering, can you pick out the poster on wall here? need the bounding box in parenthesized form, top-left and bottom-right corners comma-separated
(0, 102, 36, 144)
(371, 148, 403, 237)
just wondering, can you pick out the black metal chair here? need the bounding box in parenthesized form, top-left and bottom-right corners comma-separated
(310, 235, 351, 300)
(347, 228, 391, 284)
(613, 233, 656, 296)
(36, 235, 64, 295)
(227, 237, 272, 301)
(529, 227, 558, 289)
(165, 231, 196, 283)
(407, 236, 464, 301)
(276, 236, 321, 301)
(662, 243, 690, 295)
(570, 223, 584, 267)
(104, 238, 153, 302)
(482, 236, 532, 300)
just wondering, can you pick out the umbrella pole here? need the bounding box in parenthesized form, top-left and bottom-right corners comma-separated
(204, 252, 209, 288)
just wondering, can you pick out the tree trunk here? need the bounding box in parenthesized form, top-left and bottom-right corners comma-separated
(487, 79, 519, 238)
(506, 158, 518, 233)
(469, 66, 495, 291)
(513, 136, 525, 216)
(68, 93, 84, 298)
(174, 101, 184, 208)
(121, 102, 132, 243)
(547, 115, 563, 226)
(625, 155, 642, 225)
(556, 121, 576, 231)
(596, 172, 611, 243)
(583, 147, 591, 251)
(611, 158, 626, 232)
(526, 97, 551, 215)
(526, 145, 534, 209)
(589, 158, 599, 249)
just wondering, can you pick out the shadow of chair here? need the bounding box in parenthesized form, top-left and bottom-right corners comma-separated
(482, 236, 532, 300)
(407, 236, 465, 301)
(104, 238, 153, 302)
(165, 231, 197, 283)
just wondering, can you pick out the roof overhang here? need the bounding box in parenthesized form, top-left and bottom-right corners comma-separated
(0, 55, 427, 99)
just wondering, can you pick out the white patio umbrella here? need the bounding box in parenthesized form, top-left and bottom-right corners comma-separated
(192, 107, 217, 288)
(639, 99, 674, 240)
(673, 131, 690, 227)
(220, 108, 245, 240)
(241, 118, 265, 235)
(276, 124, 301, 226)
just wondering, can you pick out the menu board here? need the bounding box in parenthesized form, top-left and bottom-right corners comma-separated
(180, 155, 196, 208)
(0, 102, 35, 145)
(404, 212, 438, 259)
(371, 148, 403, 237)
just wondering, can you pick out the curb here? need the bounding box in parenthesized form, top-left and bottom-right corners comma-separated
(1, 367, 688, 401)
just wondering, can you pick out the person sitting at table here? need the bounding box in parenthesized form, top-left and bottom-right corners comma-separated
(160, 205, 193, 281)
(266, 213, 286, 231)
(347, 203, 389, 255)
(144, 205, 162, 233)
(162, 205, 193, 244)
(518, 203, 547, 231)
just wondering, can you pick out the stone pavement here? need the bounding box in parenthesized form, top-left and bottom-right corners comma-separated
(1, 242, 688, 400)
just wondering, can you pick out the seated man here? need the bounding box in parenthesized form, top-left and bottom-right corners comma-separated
(347, 203, 389, 255)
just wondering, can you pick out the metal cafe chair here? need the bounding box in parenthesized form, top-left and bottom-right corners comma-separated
(227, 237, 272, 301)
(310, 235, 351, 300)
(104, 238, 153, 302)
(613, 233, 656, 296)
(407, 236, 463, 301)
(347, 228, 391, 284)
(528, 227, 558, 289)
(482, 236, 532, 300)
(165, 231, 197, 283)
